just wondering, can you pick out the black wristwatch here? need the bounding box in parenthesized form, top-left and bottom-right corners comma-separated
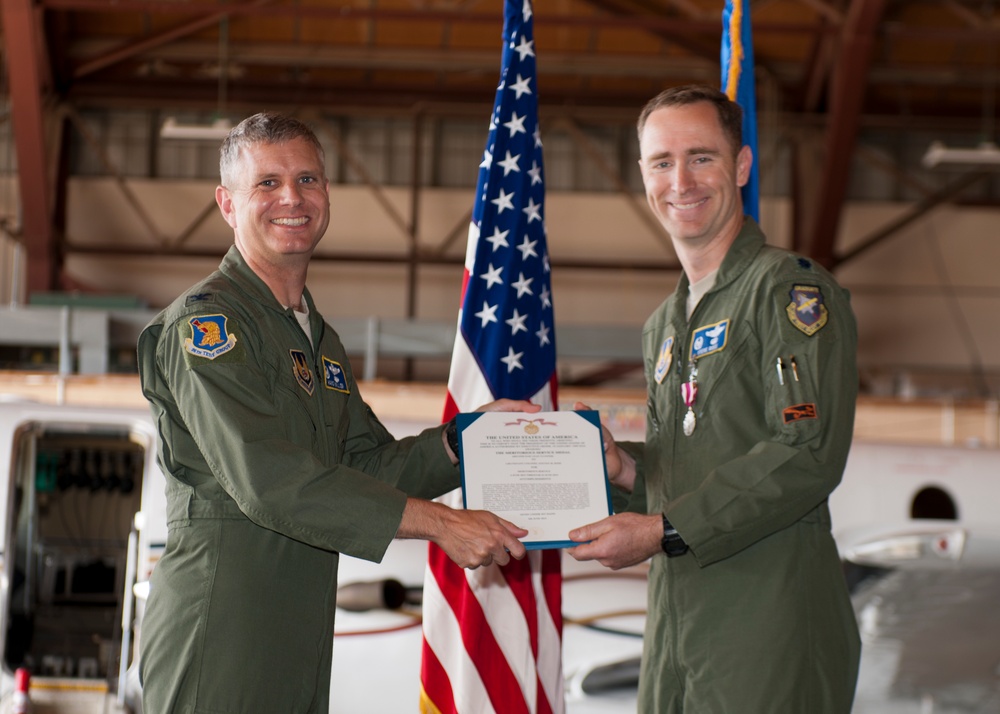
(445, 417, 460, 460)
(661, 514, 689, 557)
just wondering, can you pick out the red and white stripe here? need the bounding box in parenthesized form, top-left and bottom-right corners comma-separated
(419, 228, 564, 714)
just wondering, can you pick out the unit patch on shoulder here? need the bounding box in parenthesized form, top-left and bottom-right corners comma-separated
(654, 336, 674, 384)
(289, 350, 315, 396)
(786, 285, 829, 336)
(690, 319, 730, 361)
(783, 403, 818, 424)
(184, 314, 238, 360)
(322, 357, 350, 394)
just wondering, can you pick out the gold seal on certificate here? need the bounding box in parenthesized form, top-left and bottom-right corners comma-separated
(456, 410, 613, 549)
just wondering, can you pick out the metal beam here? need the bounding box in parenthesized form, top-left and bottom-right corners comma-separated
(803, 0, 887, 269)
(40, 1, 823, 36)
(1, 0, 58, 294)
(835, 170, 991, 268)
(60, 242, 682, 273)
(553, 116, 675, 256)
(72, 0, 278, 79)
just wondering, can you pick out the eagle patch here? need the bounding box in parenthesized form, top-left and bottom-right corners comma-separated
(690, 319, 730, 361)
(322, 357, 350, 394)
(184, 314, 238, 360)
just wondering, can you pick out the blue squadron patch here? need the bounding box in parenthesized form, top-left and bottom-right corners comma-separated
(690, 319, 730, 360)
(184, 314, 238, 360)
(322, 357, 350, 394)
(786, 285, 829, 336)
(654, 336, 674, 384)
(289, 350, 315, 395)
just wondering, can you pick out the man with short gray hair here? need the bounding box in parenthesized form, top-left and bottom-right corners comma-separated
(137, 112, 537, 713)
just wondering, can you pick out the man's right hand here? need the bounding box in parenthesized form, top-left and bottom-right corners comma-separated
(567, 512, 662, 570)
(397, 498, 528, 569)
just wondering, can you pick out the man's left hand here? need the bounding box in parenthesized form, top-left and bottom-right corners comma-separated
(567, 512, 663, 570)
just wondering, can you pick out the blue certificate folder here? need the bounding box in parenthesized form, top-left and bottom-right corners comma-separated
(456, 410, 613, 550)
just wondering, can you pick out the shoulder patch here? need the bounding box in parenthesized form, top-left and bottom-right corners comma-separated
(322, 357, 350, 394)
(290, 350, 315, 395)
(184, 314, 238, 360)
(786, 285, 828, 336)
(783, 403, 818, 424)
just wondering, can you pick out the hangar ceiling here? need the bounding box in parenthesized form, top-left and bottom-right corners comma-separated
(2, 0, 1000, 295)
(26, 0, 1000, 120)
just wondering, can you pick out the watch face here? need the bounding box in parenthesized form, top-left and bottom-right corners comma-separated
(663, 538, 689, 557)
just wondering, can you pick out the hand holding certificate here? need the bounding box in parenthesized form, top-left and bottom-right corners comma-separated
(456, 410, 613, 549)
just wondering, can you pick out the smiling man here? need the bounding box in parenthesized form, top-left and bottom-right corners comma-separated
(569, 86, 862, 712)
(136, 113, 536, 713)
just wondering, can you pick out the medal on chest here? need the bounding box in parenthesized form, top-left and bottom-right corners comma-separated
(680, 318, 730, 437)
(681, 361, 698, 436)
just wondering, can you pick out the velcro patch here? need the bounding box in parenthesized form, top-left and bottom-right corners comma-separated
(786, 285, 828, 336)
(183, 314, 238, 360)
(322, 357, 350, 394)
(783, 403, 818, 424)
(290, 350, 315, 395)
(654, 336, 674, 384)
(690, 319, 729, 360)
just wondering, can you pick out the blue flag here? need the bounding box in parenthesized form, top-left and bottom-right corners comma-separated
(721, 0, 760, 221)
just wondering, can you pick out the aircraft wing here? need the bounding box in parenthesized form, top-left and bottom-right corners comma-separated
(839, 521, 1000, 570)
(851, 567, 1000, 713)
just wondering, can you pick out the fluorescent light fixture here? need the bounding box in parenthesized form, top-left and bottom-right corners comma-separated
(922, 140, 1000, 168)
(160, 117, 234, 141)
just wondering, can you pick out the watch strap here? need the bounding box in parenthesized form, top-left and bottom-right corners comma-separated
(445, 417, 460, 460)
(661, 514, 689, 557)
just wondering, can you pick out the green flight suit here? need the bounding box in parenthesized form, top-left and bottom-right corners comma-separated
(616, 219, 861, 713)
(137, 247, 457, 713)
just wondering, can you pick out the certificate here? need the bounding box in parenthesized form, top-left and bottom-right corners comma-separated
(457, 410, 612, 550)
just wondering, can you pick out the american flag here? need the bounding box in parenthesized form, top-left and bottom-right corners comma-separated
(419, 1, 564, 712)
(721, 0, 760, 221)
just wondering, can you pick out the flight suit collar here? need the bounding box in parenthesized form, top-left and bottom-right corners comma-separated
(675, 216, 767, 310)
(217, 246, 317, 314)
(217, 246, 326, 346)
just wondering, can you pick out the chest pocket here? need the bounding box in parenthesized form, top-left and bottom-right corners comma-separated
(688, 325, 759, 422)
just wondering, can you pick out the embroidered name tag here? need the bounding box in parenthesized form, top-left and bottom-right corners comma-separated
(690, 319, 729, 361)
(184, 315, 238, 360)
(322, 357, 350, 394)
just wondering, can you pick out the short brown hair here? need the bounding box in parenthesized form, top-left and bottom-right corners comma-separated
(636, 85, 743, 155)
(219, 113, 325, 187)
